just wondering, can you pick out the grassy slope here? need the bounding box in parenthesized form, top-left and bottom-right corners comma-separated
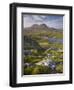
(23, 28, 63, 74)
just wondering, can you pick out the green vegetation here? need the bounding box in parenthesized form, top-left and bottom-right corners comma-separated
(24, 65, 52, 75)
(24, 56, 43, 63)
(56, 64, 63, 73)
(23, 25, 63, 75)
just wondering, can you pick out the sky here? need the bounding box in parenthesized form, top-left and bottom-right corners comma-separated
(23, 14, 63, 29)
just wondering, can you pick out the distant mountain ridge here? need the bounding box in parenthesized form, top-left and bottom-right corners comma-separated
(31, 24, 48, 29)
(24, 24, 63, 32)
(24, 24, 48, 30)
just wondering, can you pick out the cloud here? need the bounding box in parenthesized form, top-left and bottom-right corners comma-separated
(45, 17, 63, 29)
(23, 14, 63, 29)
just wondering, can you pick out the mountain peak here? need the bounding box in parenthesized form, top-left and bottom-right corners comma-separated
(31, 23, 48, 29)
(39, 24, 48, 28)
(31, 24, 39, 28)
